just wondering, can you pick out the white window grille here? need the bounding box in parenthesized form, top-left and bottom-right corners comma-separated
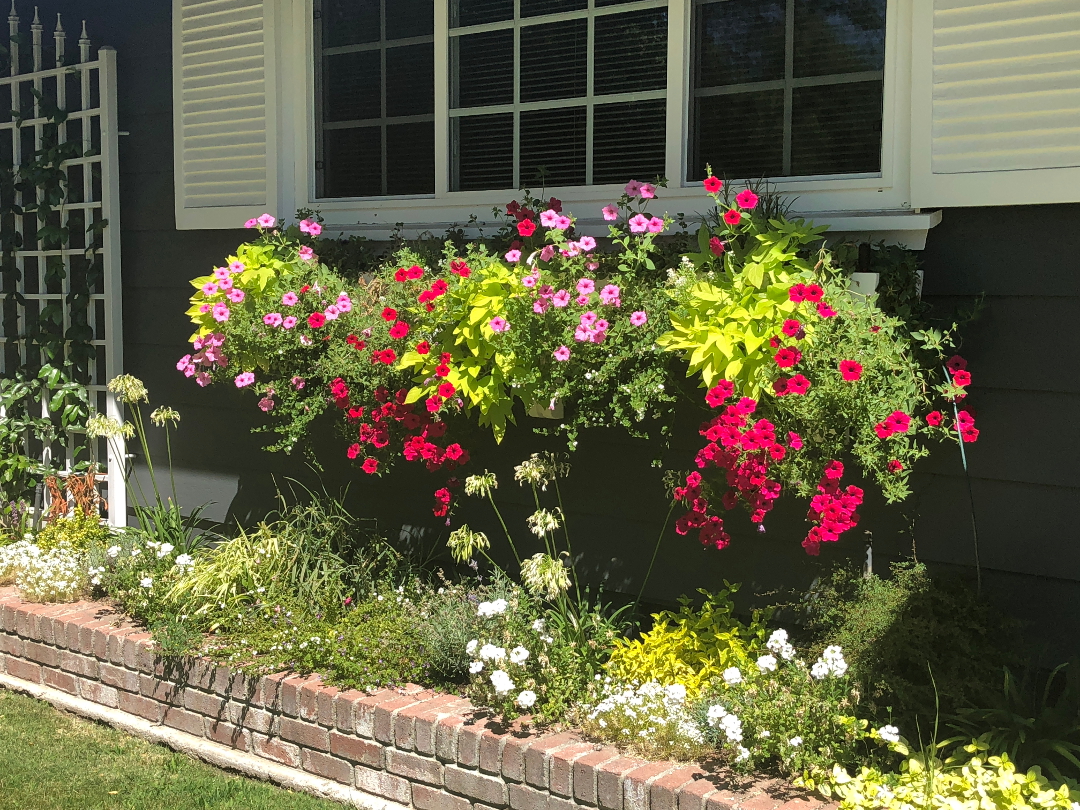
(0, 6, 125, 525)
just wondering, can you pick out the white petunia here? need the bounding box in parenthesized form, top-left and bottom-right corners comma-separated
(788, 736, 802, 747)
(756, 654, 777, 673)
(531, 618, 545, 632)
(479, 644, 506, 662)
(466, 639, 479, 655)
(106, 545, 121, 559)
(509, 646, 530, 665)
(811, 661, 830, 680)
(515, 690, 537, 709)
(722, 666, 742, 685)
(156, 542, 175, 558)
(877, 725, 900, 743)
(477, 598, 508, 618)
(766, 629, 788, 653)
(174, 553, 193, 569)
(469, 661, 484, 674)
(490, 670, 515, 695)
(140, 577, 153, 588)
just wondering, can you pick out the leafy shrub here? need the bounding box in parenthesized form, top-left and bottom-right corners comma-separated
(36, 512, 113, 554)
(605, 586, 770, 694)
(581, 681, 712, 761)
(824, 738, 1080, 810)
(97, 531, 192, 625)
(947, 662, 1080, 784)
(799, 562, 1020, 731)
(415, 575, 515, 682)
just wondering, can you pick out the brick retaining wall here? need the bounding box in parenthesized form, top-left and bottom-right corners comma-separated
(0, 588, 833, 810)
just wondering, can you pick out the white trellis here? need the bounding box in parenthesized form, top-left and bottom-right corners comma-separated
(0, 4, 124, 526)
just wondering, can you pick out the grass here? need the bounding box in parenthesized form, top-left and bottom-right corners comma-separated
(0, 689, 342, 810)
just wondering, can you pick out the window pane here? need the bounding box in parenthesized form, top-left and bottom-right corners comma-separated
(594, 9, 667, 95)
(793, 0, 886, 78)
(453, 30, 514, 108)
(520, 20, 587, 102)
(387, 44, 434, 116)
(386, 0, 434, 39)
(791, 81, 882, 174)
(593, 99, 666, 184)
(595, 0, 643, 6)
(696, 0, 785, 87)
(387, 122, 436, 194)
(521, 0, 587, 17)
(324, 51, 381, 122)
(691, 90, 784, 180)
(323, 127, 382, 197)
(451, 0, 513, 27)
(322, 0, 379, 48)
(455, 113, 514, 191)
(520, 107, 586, 187)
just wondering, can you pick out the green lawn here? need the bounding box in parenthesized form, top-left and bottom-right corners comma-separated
(0, 689, 341, 809)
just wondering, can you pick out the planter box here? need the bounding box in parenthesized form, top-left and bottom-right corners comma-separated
(0, 587, 832, 810)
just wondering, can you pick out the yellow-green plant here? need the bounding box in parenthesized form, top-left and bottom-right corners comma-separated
(606, 586, 770, 693)
(824, 738, 1080, 810)
(36, 512, 113, 554)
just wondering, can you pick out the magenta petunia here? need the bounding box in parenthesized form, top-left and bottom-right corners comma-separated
(553, 345, 571, 362)
(629, 311, 647, 327)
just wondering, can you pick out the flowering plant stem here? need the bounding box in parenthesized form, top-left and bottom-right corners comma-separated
(487, 492, 521, 567)
(944, 365, 981, 594)
(634, 499, 677, 617)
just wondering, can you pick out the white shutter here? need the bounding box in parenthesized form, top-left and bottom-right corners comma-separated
(910, 0, 1080, 208)
(173, 0, 278, 229)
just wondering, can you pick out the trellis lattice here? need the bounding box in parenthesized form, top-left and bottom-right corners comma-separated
(0, 3, 124, 525)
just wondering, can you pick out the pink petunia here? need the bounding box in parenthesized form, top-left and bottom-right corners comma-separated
(324, 304, 340, 321)
(282, 291, 298, 306)
(229, 261, 245, 273)
(600, 284, 621, 306)
(291, 376, 306, 390)
(299, 245, 315, 261)
(227, 289, 245, 303)
(575, 294, 590, 306)
(235, 372, 255, 388)
(628, 214, 650, 233)
(201, 282, 219, 296)
(256, 213, 276, 228)
(562, 242, 581, 258)
(533, 299, 550, 314)
(244, 218, 258, 228)
(199, 304, 211, 314)
(553, 345, 571, 361)
(647, 217, 665, 234)
(624, 179, 643, 197)
(577, 278, 595, 295)
(639, 183, 656, 199)
(540, 209, 560, 228)
(602, 204, 619, 221)
(505, 249, 522, 262)
(489, 317, 510, 333)
(212, 303, 230, 322)
(196, 372, 211, 387)
(258, 397, 275, 412)
(555, 215, 572, 230)
(213, 267, 230, 281)
(263, 312, 283, 327)
(580, 311, 598, 327)
(299, 219, 322, 236)
(539, 245, 556, 262)
(217, 276, 233, 291)
(578, 235, 597, 252)
(282, 316, 297, 329)
(552, 289, 571, 307)
(176, 354, 192, 371)
(629, 310, 647, 326)
(538, 284, 554, 298)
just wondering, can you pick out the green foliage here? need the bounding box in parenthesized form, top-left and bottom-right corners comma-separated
(824, 738, 1080, 810)
(606, 586, 770, 694)
(0, 500, 31, 545)
(95, 530, 190, 625)
(947, 662, 1080, 785)
(36, 511, 113, 553)
(798, 562, 1021, 733)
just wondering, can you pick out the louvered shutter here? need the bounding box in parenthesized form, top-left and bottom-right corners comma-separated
(173, 0, 277, 229)
(910, 0, 1080, 208)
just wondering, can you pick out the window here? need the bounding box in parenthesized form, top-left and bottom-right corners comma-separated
(314, 0, 436, 198)
(448, 0, 668, 191)
(688, 0, 887, 182)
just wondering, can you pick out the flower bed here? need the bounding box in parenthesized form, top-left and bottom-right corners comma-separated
(0, 587, 834, 810)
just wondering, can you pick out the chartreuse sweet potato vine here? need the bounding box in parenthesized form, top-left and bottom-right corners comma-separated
(177, 179, 979, 554)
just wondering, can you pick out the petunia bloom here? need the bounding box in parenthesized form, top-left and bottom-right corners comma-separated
(299, 245, 315, 261)
(723, 209, 742, 226)
(602, 204, 619, 221)
(263, 312, 283, 327)
(553, 345, 571, 362)
(839, 360, 862, 381)
(256, 213, 276, 228)
(629, 311, 647, 326)
(735, 189, 760, 209)
(235, 372, 255, 388)
(703, 176, 723, 194)
(308, 312, 327, 328)
(505, 249, 522, 263)
(628, 214, 650, 233)
(382, 307, 398, 322)
(517, 219, 536, 237)
(489, 317, 510, 333)
(282, 292, 298, 306)
(212, 303, 230, 322)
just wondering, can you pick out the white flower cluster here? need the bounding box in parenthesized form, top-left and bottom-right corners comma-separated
(15, 543, 88, 603)
(467, 613, 550, 713)
(0, 540, 37, 585)
(476, 598, 508, 617)
(705, 704, 744, 742)
(585, 680, 706, 756)
(811, 645, 849, 679)
(766, 629, 796, 661)
(877, 724, 901, 744)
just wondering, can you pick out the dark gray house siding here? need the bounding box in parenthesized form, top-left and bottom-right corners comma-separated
(58, 1, 1080, 654)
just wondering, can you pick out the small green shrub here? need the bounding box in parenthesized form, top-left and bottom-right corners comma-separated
(799, 562, 1020, 731)
(605, 586, 770, 694)
(415, 575, 514, 682)
(36, 512, 113, 554)
(97, 531, 191, 624)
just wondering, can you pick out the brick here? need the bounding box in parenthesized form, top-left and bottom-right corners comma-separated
(0, 633, 24, 657)
(598, 757, 648, 810)
(549, 797, 580, 810)
(574, 750, 621, 805)
(354, 765, 413, 804)
(415, 699, 471, 756)
(208, 665, 234, 695)
(479, 728, 508, 775)
(445, 764, 507, 806)
(525, 732, 581, 789)
(3, 655, 42, 683)
(206, 721, 251, 752)
(227, 702, 276, 735)
(79, 620, 112, 655)
(43, 667, 78, 694)
(164, 707, 206, 737)
(78, 679, 120, 708)
(413, 784, 472, 810)
(299, 676, 324, 722)
(458, 717, 497, 769)
(650, 770, 705, 810)
(329, 731, 386, 769)
(374, 695, 418, 744)
(122, 633, 152, 670)
(100, 662, 140, 692)
(775, 799, 825, 810)
(91, 625, 114, 660)
(1, 604, 16, 633)
(334, 689, 366, 733)
(733, 793, 785, 810)
(704, 790, 740, 810)
(435, 713, 467, 762)
(302, 749, 354, 785)
(118, 691, 164, 723)
(34, 605, 71, 644)
(355, 690, 400, 739)
(316, 684, 340, 728)
(677, 777, 717, 810)
(259, 673, 286, 710)
(252, 733, 302, 768)
(228, 671, 258, 702)
(279, 717, 330, 752)
(509, 783, 550, 810)
(502, 734, 534, 782)
(106, 630, 133, 665)
(140, 674, 182, 704)
(624, 763, 678, 810)
(184, 688, 227, 719)
(280, 675, 310, 718)
(14, 607, 33, 638)
(387, 749, 443, 786)
(24, 640, 60, 667)
(60, 650, 99, 679)
(550, 743, 597, 797)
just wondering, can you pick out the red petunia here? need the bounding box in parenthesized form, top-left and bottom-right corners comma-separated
(789, 283, 807, 303)
(887, 459, 904, 473)
(703, 176, 723, 194)
(438, 382, 455, 398)
(381, 307, 398, 321)
(723, 208, 742, 226)
(435, 363, 450, 378)
(426, 396, 442, 413)
(817, 302, 837, 318)
(346, 334, 360, 345)
(774, 347, 802, 368)
(389, 321, 410, 340)
(362, 457, 379, 474)
(517, 219, 536, 237)
(709, 236, 726, 256)
(951, 369, 971, 387)
(839, 360, 863, 381)
(772, 377, 790, 396)
(781, 319, 801, 338)
(346, 443, 361, 459)
(307, 312, 326, 328)
(946, 355, 967, 373)
(450, 260, 471, 278)
(416, 341, 430, 355)
(957, 409, 975, 427)
(406, 265, 424, 280)
(394, 267, 409, 282)
(961, 426, 979, 443)
(431, 279, 448, 296)
(874, 422, 894, 439)
(804, 284, 824, 303)
(787, 374, 811, 395)
(926, 410, 943, 426)
(300, 285, 311, 293)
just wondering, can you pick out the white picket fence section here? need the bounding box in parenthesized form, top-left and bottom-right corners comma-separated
(0, 4, 125, 526)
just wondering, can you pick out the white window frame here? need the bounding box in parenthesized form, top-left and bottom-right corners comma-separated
(275, 0, 938, 245)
